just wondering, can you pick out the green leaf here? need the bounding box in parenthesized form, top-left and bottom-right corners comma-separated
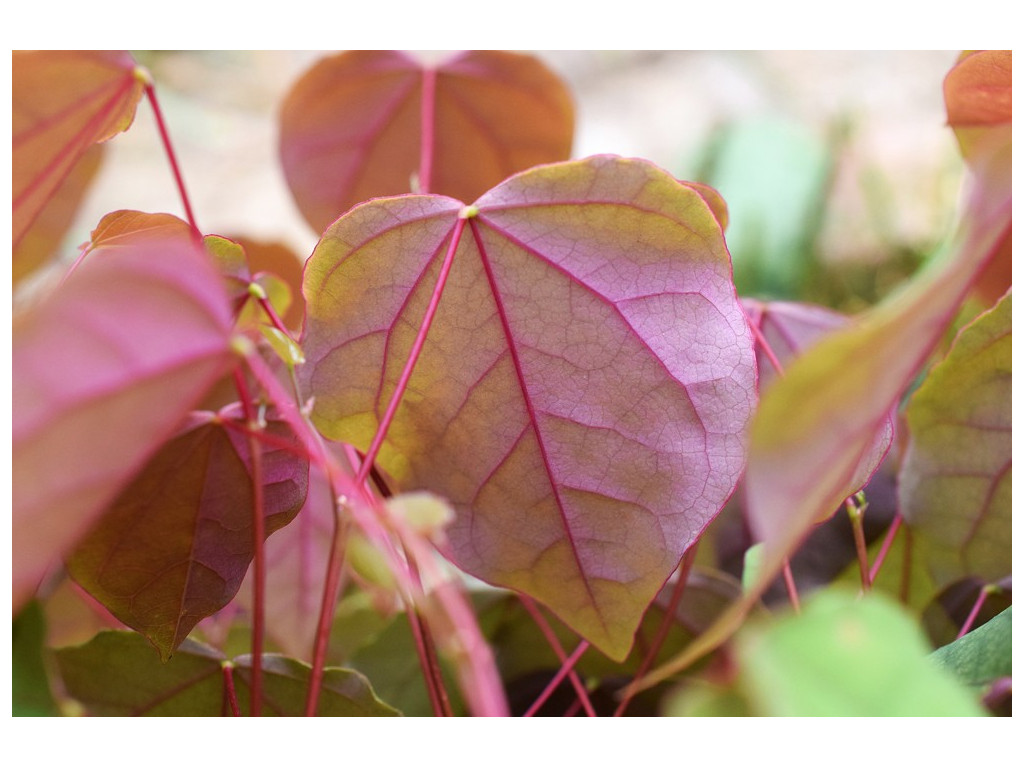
(55, 630, 398, 716)
(900, 291, 1011, 588)
(735, 590, 987, 716)
(698, 117, 831, 297)
(931, 606, 1011, 688)
(13, 602, 59, 716)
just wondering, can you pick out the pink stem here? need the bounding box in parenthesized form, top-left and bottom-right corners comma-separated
(304, 495, 347, 717)
(745, 313, 786, 377)
(524, 641, 590, 717)
(233, 368, 264, 716)
(957, 585, 991, 639)
(519, 597, 597, 717)
(868, 514, 903, 584)
(419, 68, 437, 193)
(222, 665, 240, 717)
(144, 84, 200, 237)
(354, 217, 467, 487)
(615, 546, 698, 716)
(782, 558, 801, 613)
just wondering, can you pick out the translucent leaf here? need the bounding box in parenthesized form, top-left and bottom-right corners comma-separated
(13, 212, 235, 611)
(900, 291, 1011, 587)
(734, 590, 985, 716)
(280, 50, 574, 233)
(13, 51, 144, 251)
(301, 155, 756, 659)
(66, 406, 309, 660)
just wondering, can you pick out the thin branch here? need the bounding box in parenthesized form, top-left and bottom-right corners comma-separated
(846, 493, 870, 592)
(524, 640, 590, 717)
(868, 513, 903, 584)
(519, 597, 597, 717)
(144, 82, 200, 236)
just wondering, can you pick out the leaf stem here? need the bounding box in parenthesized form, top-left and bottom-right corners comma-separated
(257, 294, 292, 337)
(868, 513, 903, 584)
(354, 216, 467, 487)
(957, 583, 995, 639)
(523, 640, 590, 717)
(845, 493, 870, 592)
(221, 663, 240, 717)
(782, 558, 801, 613)
(233, 367, 265, 716)
(519, 597, 597, 717)
(419, 67, 437, 194)
(614, 546, 698, 716)
(304, 491, 348, 716)
(144, 83, 200, 237)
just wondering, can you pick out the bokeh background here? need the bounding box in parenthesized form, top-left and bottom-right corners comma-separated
(63, 50, 966, 313)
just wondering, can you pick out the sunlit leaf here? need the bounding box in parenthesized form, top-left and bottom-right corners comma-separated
(280, 50, 574, 234)
(734, 589, 985, 716)
(900, 291, 1010, 587)
(233, 237, 306, 330)
(13, 144, 104, 286)
(55, 631, 397, 716)
(931, 606, 1011, 689)
(301, 155, 756, 659)
(66, 405, 309, 659)
(13, 213, 235, 611)
(13, 51, 145, 251)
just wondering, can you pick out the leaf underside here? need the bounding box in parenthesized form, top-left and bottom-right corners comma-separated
(301, 155, 757, 659)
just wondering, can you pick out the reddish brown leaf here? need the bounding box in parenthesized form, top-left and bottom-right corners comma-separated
(66, 406, 309, 659)
(944, 50, 1011, 129)
(301, 155, 756, 659)
(13, 51, 145, 250)
(280, 50, 574, 234)
(12, 213, 234, 611)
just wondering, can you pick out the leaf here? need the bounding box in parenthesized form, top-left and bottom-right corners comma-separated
(641, 88, 1011, 687)
(67, 405, 309, 660)
(930, 606, 1012, 688)
(13, 51, 145, 250)
(13, 602, 59, 716)
(899, 291, 1011, 587)
(743, 298, 895, 500)
(13, 144, 104, 286)
(233, 237, 306, 330)
(732, 589, 986, 716)
(13, 212, 235, 612)
(280, 50, 574, 233)
(54, 631, 397, 716)
(944, 51, 1012, 305)
(301, 155, 757, 659)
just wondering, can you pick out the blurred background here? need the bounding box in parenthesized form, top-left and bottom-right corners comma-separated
(63, 50, 966, 313)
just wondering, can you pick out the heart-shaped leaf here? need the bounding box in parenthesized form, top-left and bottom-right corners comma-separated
(280, 50, 574, 233)
(12, 212, 235, 611)
(13, 51, 145, 252)
(301, 155, 757, 659)
(899, 291, 1011, 588)
(67, 405, 310, 660)
(55, 631, 398, 716)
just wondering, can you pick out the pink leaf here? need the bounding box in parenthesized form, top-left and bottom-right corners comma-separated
(12, 212, 235, 611)
(301, 155, 757, 659)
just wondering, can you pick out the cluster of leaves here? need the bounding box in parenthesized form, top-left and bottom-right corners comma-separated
(12, 50, 1011, 717)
